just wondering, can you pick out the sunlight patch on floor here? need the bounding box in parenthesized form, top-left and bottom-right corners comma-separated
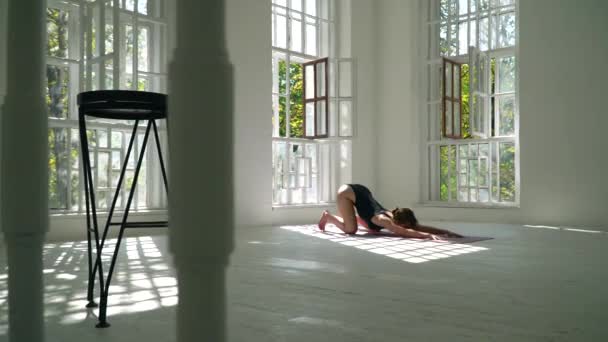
(280, 225, 489, 264)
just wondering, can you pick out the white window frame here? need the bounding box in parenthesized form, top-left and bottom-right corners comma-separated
(46, 0, 168, 214)
(271, 0, 354, 207)
(421, 0, 520, 207)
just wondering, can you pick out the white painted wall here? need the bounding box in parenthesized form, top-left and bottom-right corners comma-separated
(226, 0, 273, 228)
(374, 0, 608, 229)
(0, 0, 7, 244)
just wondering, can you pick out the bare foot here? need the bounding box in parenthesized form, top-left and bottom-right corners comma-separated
(318, 210, 330, 231)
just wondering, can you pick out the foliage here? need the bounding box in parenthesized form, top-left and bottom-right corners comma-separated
(277, 60, 304, 138)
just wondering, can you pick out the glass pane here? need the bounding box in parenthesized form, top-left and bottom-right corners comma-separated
(138, 27, 149, 72)
(479, 188, 489, 202)
(479, 157, 488, 186)
(305, 64, 315, 99)
(138, 0, 149, 15)
(306, 23, 317, 56)
(468, 159, 478, 187)
(499, 13, 516, 47)
(459, 144, 468, 158)
(440, 24, 448, 56)
(498, 56, 515, 92)
(454, 66, 460, 99)
(479, 143, 489, 156)
(445, 101, 453, 136)
(111, 150, 122, 170)
(458, 0, 468, 15)
(291, 18, 303, 52)
(292, 0, 302, 11)
(98, 152, 110, 188)
(49, 128, 69, 209)
(445, 63, 452, 97)
(449, 23, 458, 56)
(46, 65, 70, 119)
(454, 103, 461, 137)
(498, 95, 515, 136)
(47, 8, 70, 58)
(499, 142, 516, 202)
(125, 25, 134, 78)
(289, 63, 304, 138)
(440, 146, 448, 201)
(458, 21, 468, 55)
(305, 102, 315, 136)
(449, 145, 457, 200)
(70, 171, 79, 211)
(105, 23, 114, 54)
(339, 101, 353, 137)
(316, 100, 327, 136)
(305, 0, 317, 16)
(316, 62, 326, 97)
(479, 17, 489, 51)
(470, 188, 478, 202)
(111, 131, 122, 149)
(279, 59, 288, 95)
(276, 14, 288, 49)
(98, 130, 109, 148)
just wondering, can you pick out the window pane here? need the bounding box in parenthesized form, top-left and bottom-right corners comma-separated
(316, 61, 326, 97)
(454, 103, 461, 137)
(305, 103, 315, 136)
(498, 56, 515, 93)
(445, 63, 452, 97)
(454, 66, 460, 99)
(291, 18, 303, 52)
(499, 142, 515, 202)
(498, 95, 515, 136)
(47, 8, 69, 58)
(499, 12, 516, 47)
(440, 146, 449, 201)
(49, 128, 70, 210)
(289, 63, 304, 138)
(316, 100, 327, 136)
(98, 152, 110, 188)
(440, 24, 448, 56)
(306, 23, 317, 56)
(292, 0, 302, 11)
(458, 0, 468, 15)
(276, 14, 288, 49)
(305, 0, 317, 16)
(458, 21, 468, 55)
(138, 0, 149, 15)
(479, 17, 489, 51)
(445, 100, 452, 136)
(305, 64, 315, 99)
(138, 27, 149, 72)
(339, 100, 353, 137)
(46, 65, 70, 119)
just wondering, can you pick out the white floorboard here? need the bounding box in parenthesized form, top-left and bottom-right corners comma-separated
(1, 222, 607, 341)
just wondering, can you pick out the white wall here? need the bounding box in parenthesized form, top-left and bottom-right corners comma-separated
(226, 0, 273, 228)
(374, 0, 608, 229)
(0, 0, 7, 244)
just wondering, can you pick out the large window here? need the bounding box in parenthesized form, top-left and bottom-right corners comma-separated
(46, 0, 168, 213)
(271, 0, 354, 206)
(423, 0, 518, 205)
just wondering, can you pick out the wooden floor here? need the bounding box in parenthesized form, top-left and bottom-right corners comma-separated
(1, 222, 607, 341)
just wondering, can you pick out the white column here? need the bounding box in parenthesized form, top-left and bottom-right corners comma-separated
(168, 0, 234, 341)
(0, 0, 49, 341)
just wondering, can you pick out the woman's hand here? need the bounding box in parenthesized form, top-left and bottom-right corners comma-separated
(427, 234, 445, 241)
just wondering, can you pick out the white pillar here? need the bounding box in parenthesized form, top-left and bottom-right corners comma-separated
(168, 0, 234, 341)
(0, 0, 49, 341)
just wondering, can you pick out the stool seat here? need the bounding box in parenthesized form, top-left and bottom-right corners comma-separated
(78, 90, 167, 120)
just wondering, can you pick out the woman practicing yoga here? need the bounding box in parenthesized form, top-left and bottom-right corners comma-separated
(318, 184, 462, 240)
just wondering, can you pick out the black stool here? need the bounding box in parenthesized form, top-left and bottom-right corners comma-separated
(78, 90, 169, 328)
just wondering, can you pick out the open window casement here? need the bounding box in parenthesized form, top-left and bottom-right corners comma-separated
(469, 46, 490, 138)
(303, 57, 329, 138)
(442, 58, 463, 138)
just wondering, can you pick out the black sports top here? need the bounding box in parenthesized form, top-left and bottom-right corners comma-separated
(348, 184, 388, 231)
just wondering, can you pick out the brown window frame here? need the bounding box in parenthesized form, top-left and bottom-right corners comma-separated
(303, 57, 329, 139)
(442, 58, 463, 139)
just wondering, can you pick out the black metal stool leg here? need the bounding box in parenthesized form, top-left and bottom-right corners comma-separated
(89, 121, 139, 299)
(79, 114, 108, 325)
(79, 115, 101, 309)
(97, 121, 153, 328)
(151, 120, 169, 193)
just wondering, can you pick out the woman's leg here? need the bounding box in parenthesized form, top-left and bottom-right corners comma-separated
(318, 185, 358, 234)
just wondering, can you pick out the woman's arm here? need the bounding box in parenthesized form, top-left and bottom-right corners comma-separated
(413, 224, 463, 238)
(372, 214, 441, 240)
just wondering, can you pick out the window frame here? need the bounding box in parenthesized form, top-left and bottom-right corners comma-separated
(46, 0, 168, 214)
(422, 0, 519, 207)
(303, 57, 330, 139)
(442, 57, 463, 139)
